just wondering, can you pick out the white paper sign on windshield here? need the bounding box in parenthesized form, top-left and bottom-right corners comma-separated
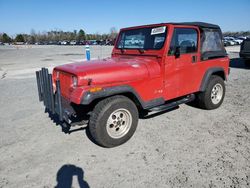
(151, 26, 166, 35)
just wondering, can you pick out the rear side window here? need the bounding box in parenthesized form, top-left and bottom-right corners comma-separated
(169, 28, 198, 55)
(201, 31, 223, 53)
(200, 29, 227, 60)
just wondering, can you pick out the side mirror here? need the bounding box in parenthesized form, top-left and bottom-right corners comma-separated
(174, 46, 180, 58)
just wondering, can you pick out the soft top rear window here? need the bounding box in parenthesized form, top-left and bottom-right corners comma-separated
(201, 29, 227, 60)
(116, 26, 167, 50)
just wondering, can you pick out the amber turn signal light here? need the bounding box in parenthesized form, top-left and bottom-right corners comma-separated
(89, 87, 102, 92)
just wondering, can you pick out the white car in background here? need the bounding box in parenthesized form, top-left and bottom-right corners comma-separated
(61, 41, 69, 45)
(238, 36, 247, 40)
(234, 38, 243, 44)
(224, 37, 241, 45)
(224, 39, 236, 45)
(70, 40, 77, 45)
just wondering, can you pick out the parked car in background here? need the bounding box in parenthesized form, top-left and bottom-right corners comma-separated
(35, 42, 43, 45)
(47, 41, 58, 45)
(70, 41, 76, 45)
(70, 40, 79, 45)
(238, 36, 247, 40)
(86, 40, 98, 45)
(61, 41, 70, 45)
(98, 39, 115, 46)
(224, 37, 242, 46)
(223, 39, 231, 46)
(224, 38, 236, 46)
(15, 42, 25, 45)
(234, 38, 243, 45)
(0, 42, 4, 45)
(240, 38, 250, 66)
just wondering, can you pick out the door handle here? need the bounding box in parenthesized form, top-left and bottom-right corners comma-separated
(192, 55, 197, 63)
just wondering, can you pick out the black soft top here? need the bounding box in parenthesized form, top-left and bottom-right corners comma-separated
(170, 22, 226, 60)
(124, 22, 227, 60)
(170, 22, 220, 29)
(124, 22, 221, 31)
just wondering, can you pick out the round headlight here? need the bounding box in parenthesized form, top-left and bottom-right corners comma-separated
(72, 76, 78, 87)
(56, 71, 60, 80)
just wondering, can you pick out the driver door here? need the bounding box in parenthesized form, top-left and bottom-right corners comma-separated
(164, 27, 200, 100)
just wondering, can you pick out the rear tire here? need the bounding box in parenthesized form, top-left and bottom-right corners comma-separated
(196, 75, 225, 110)
(88, 95, 138, 148)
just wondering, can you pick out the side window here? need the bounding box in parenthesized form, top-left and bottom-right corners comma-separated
(168, 28, 198, 55)
(201, 30, 223, 53)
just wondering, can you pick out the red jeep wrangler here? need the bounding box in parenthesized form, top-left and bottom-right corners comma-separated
(36, 22, 229, 147)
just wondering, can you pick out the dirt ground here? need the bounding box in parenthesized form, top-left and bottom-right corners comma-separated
(0, 45, 249, 188)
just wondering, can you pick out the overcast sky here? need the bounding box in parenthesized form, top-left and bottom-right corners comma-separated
(0, 0, 250, 36)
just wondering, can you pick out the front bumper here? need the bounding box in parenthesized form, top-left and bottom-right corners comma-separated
(36, 68, 75, 123)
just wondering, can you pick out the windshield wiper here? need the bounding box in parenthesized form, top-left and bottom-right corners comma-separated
(119, 48, 146, 54)
(120, 48, 126, 53)
(138, 49, 145, 54)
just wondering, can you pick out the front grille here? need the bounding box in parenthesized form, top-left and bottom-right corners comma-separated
(58, 72, 73, 99)
(36, 68, 75, 122)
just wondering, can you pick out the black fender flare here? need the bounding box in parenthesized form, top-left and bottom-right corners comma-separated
(81, 85, 164, 109)
(199, 67, 226, 92)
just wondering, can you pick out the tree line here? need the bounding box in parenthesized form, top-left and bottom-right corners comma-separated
(222, 31, 250, 37)
(0, 27, 118, 44)
(1, 29, 250, 44)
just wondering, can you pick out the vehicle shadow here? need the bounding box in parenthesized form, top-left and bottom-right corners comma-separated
(229, 58, 250, 69)
(55, 164, 89, 188)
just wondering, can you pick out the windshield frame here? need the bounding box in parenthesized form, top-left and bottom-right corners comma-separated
(115, 26, 168, 51)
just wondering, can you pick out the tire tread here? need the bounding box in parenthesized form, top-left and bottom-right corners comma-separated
(89, 95, 138, 147)
(197, 75, 225, 110)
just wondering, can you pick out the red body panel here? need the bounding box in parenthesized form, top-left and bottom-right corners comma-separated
(53, 23, 230, 105)
(54, 56, 163, 103)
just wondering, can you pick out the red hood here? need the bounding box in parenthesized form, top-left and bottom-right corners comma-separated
(55, 56, 161, 85)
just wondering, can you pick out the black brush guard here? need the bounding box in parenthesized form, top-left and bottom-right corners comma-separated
(36, 68, 72, 123)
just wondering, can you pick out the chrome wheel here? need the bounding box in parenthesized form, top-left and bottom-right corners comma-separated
(211, 83, 223, 105)
(106, 108, 132, 139)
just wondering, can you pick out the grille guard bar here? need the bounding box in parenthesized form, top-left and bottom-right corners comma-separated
(36, 68, 64, 121)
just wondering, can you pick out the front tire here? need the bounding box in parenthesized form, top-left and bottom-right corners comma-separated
(88, 95, 138, 148)
(197, 75, 225, 110)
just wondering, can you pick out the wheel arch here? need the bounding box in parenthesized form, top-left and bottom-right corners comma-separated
(200, 67, 226, 92)
(81, 85, 165, 110)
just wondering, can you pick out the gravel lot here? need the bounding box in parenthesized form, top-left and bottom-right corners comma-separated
(0, 45, 249, 188)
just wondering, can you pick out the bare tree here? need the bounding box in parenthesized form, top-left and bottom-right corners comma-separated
(110, 27, 118, 39)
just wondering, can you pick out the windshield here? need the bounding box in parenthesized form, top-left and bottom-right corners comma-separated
(116, 26, 167, 50)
